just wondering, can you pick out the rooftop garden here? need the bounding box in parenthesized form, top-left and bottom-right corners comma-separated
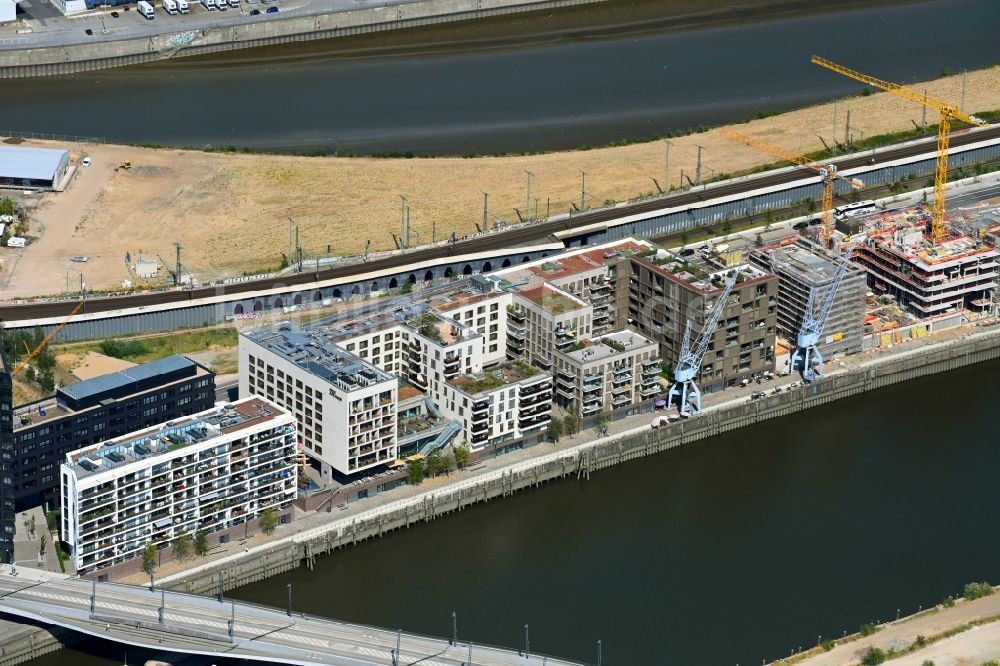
(453, 360, 539, 394)
(601, 338, 627, 353)
(529, 290, 581, 315)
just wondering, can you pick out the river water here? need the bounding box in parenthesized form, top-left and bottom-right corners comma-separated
(8, 0, 1000, 154)
(27, 357, 1000, 665)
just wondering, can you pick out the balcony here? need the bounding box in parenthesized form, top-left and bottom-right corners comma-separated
(555, 385, 575, 400)
(582, 403, 600, 416)
(642, 357, 661, 369)
(518, 413, 550, 429)
(507, 307, 526, 324)
(640, 384, 660, 397)
(508, 323, 526, 339)
(583, 373, 602, 387)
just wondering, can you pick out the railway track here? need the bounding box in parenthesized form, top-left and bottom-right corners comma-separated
(3, 125, 998, 322)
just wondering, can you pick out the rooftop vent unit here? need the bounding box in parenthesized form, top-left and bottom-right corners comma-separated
(78, 459, 98, 472)
(106, 451, 125, 464)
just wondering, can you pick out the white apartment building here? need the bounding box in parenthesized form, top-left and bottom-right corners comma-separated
(437, 361, 552, 450)
(429, 275, 512, 366)
(553, 330, 661, 417)
(240, 324, 397, 479)
(60, 397, 296, 575)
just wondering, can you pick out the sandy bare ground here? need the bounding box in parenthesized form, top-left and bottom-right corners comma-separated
(3, 66, 998, 296)
(65, 351, 137, 380)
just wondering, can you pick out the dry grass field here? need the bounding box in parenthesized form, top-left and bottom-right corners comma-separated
(3, 66, 998, 296)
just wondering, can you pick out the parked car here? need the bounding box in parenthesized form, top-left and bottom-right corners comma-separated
(84, 28, 93, 35)
(249, 7, 259, 13)
(81, 157, 92, 167)
(266, 6, 278, 12)
(110, 10, 119, 16)
(71, 256, 89, 263)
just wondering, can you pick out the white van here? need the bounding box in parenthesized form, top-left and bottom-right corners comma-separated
(6, 237, 26, 248)
(227, 0, 239, 8)
(162, 0, 178, 14)
(137, 0, 155, 18)
(201, 0, 216, 10)
(176, 0, 189, 12)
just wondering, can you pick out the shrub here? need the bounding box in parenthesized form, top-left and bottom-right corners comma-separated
(920, 661, 935, 666)
(820, 639, 835, 652)
(942, 595, 956, 608)
(861, 647, 886, 665)
(860, 623, 878, 636)
(100, 339, 151, 359)
(963, 581, 994, 600)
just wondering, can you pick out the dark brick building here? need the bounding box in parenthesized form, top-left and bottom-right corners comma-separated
(12, 355, 215, 512)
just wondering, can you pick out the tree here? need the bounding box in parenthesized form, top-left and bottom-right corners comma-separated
(407, 459, 425, 485)
(141, 542, 157, 575)
(426, 451, 444, 477)
(29, 515, 36, 538)
(546, 416, 563, 443)
(453, 443, 470, 469)
(173, 531, 192, 561)
(194, 529, 209, 557)
(595, 408, 611, 433)
(564, 406, 580, 437)
(260, 507, 278, 535)
(400, 281, 413, 295)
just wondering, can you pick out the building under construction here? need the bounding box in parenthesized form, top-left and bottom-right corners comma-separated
(850, 206, 998, 318)
(750, 238, 866, 363)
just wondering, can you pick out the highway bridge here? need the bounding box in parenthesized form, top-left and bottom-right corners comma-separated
(3, 125, 999, 339)
(0, 571, 580, 665)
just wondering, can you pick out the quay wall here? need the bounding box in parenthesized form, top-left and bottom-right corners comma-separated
(0, 0, 604, 78)
(0, 623, 79, 666)
(166, 328, 1000, 597)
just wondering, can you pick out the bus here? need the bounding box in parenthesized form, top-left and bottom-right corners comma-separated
(833, 200, 877, 221)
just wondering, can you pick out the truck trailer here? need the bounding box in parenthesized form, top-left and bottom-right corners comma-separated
(137, 0, 155, 18)
(161, 0, 178, 14)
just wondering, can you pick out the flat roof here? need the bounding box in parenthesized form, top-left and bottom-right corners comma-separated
(515, 284, 587, 315)
(562, 330, 657, 363)
(58, 354, 199, 404)
(448, 360, 549, 396)
(64, 397, 289, 480)
(245, 322, 392, 392)
(0, 146, 68, 182)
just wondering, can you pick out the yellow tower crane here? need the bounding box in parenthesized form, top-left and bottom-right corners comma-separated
(811, 55, 988, 244)
(11, 299, 85, 377)
(718, 127, 863, 247)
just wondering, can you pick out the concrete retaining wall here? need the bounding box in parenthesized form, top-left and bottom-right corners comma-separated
(0, 622, 80, 666)
(166, 328, 1000, 597)
(1, 0, 604, 78)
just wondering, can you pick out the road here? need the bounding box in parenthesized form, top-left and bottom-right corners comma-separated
(0, 0, 425, 50)
(0, 568, 581, 665)
(2, 125, 998, 322)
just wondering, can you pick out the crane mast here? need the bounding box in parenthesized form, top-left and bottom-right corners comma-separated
(668, 276, 736, 414)
(791, 247, 855, 381)
(811, 56, 988, 244)
(719, 128, 863, 247)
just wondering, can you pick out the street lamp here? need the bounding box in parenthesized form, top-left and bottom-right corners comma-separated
(286, 583, 292, 617)
(523, 624, 529, 659)
(451, 611, 457, 646)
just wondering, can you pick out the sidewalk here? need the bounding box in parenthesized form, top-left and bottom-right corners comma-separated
(12, 506, 68, 576)
(148, 321, 1000, 586)
(792, 592, 1000, 666)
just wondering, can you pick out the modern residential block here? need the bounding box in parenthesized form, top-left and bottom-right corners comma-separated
(240, 324, 397, 479)
(60, 397, 297, 575)
(12, 355, 216, 512)
(553, 330, 660, 417)
(438, 361, 552, 450)
(625, 252, 778, 392)
(0, 353, 13, 564)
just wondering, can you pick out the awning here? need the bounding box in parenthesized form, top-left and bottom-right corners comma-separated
(201, 492, 219, 502)
(654, 400, 667, 407)
(152, 518, 171, 528)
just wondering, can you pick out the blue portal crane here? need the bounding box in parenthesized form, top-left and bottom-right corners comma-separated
(668, 276, 736, 415)
(791, 247, 855, 381)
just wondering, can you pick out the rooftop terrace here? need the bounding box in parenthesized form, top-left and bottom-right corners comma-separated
(515, 284, 587, 315)
(448, 360, 545, 395)
(63, 397, 289, 480)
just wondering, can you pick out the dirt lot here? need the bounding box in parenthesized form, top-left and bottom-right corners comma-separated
(2, 66, 998, 296)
